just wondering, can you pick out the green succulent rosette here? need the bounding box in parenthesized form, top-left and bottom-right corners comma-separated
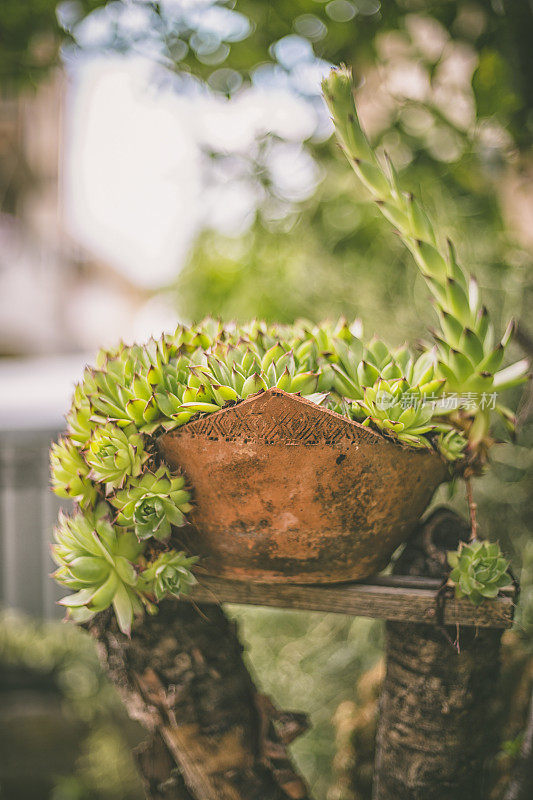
(50, 437, 97, 508)
(52, 504, 145, 635)
(84, 423, 147, 493)
(88, 340, 168, 433)
(447, 540, 512, 605)
(111, 467, 193, 541)
(350, 381, 436, 448)
(177, 338, 320, 417)
(346, 352, 446, 448)
(437, 429, 467, 462)
(139, 551, 198, 602)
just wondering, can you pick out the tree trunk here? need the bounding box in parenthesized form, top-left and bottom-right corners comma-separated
(90, 599, 311, 800)
(372, 507, 505, 800)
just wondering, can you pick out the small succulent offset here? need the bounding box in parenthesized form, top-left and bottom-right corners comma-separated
(437, 429, 468, 462)
(111, 467, 192, 541)
(138, 551, 198, 602)
(447, 540, 513, 605)
(50, 70, 527, 635)
(349, 378, 441, 449)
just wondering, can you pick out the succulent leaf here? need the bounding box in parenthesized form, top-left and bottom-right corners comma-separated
(139, 551, 198, 602)
(50, 437, 97, 508)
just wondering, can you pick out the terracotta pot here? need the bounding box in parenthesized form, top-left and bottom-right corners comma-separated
(158, 388, 447, 583)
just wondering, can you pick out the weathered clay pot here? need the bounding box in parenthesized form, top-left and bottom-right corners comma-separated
(158, 388, 447, 583)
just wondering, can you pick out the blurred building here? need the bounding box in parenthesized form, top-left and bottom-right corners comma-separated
(0, 72, 140, 617)
(0, 74, 70, 355)
(0, 71, 156, 358)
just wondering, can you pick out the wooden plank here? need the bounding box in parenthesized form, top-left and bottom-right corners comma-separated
(184, 575, 514, 629)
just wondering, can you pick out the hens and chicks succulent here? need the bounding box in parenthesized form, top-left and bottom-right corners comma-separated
(50, 68, 526, 631)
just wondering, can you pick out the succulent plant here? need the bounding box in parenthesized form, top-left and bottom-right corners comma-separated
(52, 504, 145, 635)
(49, 69, 528, 633)
(50, 437, 97, 508)
(328, 346, 445, 448)
(85, 423, 148, 493)
(111, 466, 192, 541)
(87, 343, 162, 433)
(52, 305, 521, 630)
(437, 429, 467, 462)
(330, 340, 442, 400)
(349, 378, 440, 448)
(139, 551, 198, 602)
(447, 540, 512, 605)
(178, 337, 320, 414)
(166, 318, 225, 354)
(322, 66, 529, 463)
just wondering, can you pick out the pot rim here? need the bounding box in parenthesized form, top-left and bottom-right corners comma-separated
(160, 386, 445, 464)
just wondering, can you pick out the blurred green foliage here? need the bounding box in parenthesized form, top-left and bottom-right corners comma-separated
(0, 1, 106, 86)
(4, 2, 532, 149)
(0, 610, 144, 799)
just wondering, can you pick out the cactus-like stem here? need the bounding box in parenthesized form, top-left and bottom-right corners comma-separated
(322, 66, 529, 457)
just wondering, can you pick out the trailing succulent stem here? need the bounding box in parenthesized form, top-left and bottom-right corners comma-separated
(49, 69, 527, 633)
(322, 65, 529, 467)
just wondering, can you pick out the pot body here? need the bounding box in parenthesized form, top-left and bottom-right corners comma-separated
(158, 388, 447, 583)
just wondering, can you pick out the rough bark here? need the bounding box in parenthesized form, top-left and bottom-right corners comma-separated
(372, 507, 506, 800)
(90, 599, 311, 800)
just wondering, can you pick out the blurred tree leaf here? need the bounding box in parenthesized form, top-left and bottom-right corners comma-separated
(473, 48, 520, 120)
(2, 1, 532, 149)
(0, 1, 106, 86)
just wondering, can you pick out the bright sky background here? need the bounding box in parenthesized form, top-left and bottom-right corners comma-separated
(64, 57, 203, 289)
(63, 54, 329, 290)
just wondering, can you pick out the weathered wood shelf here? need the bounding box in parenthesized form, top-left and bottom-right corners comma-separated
(184, 574, 515, 629)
